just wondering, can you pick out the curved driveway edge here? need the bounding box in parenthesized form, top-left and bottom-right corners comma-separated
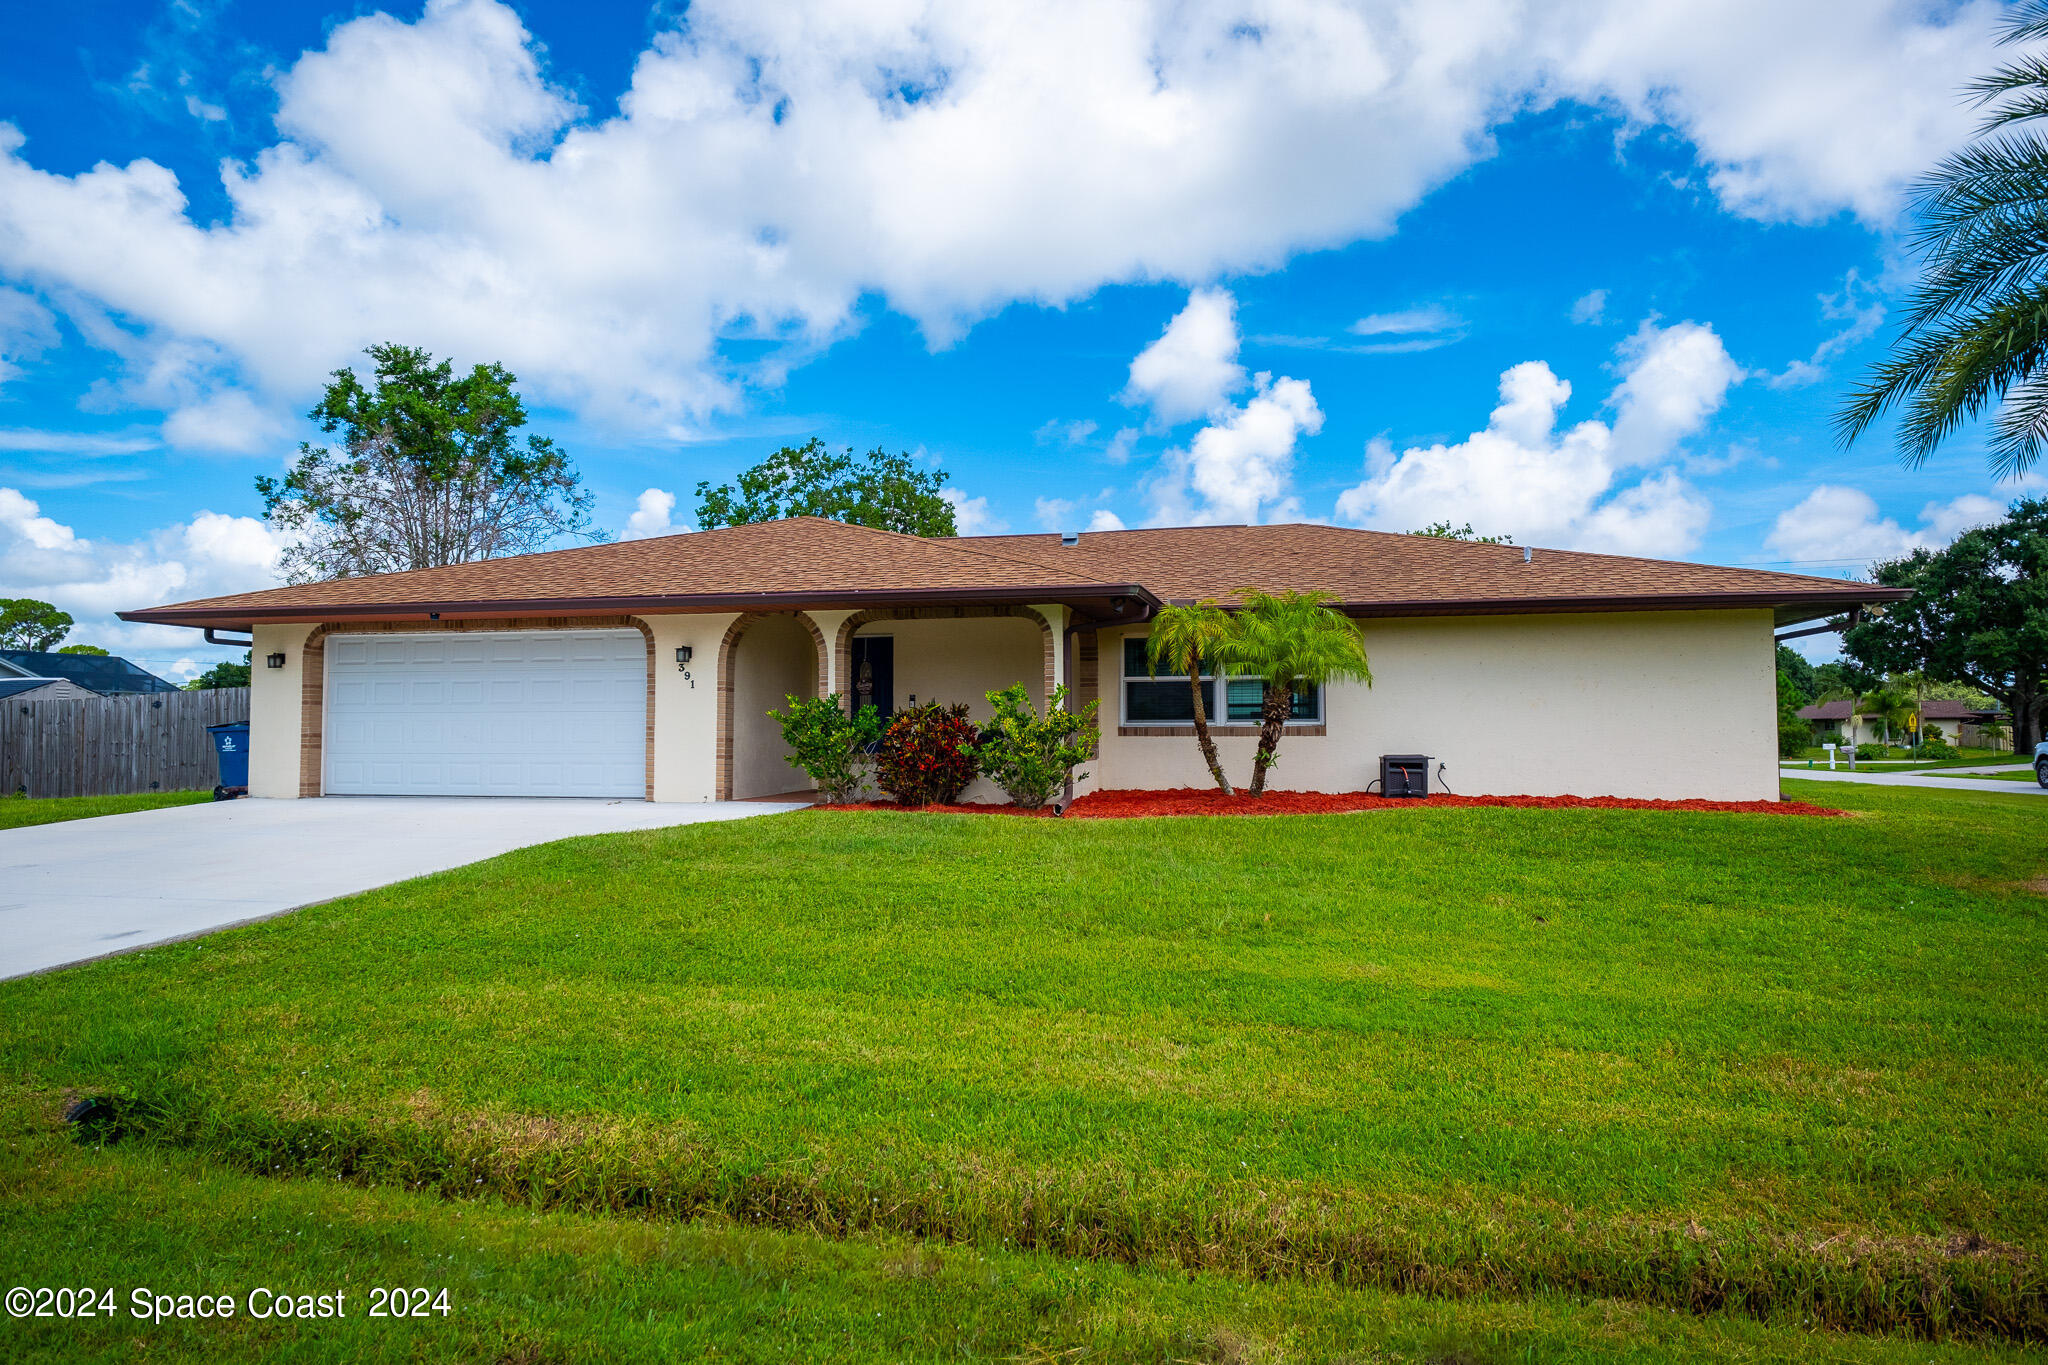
(1781, 768, 2047, 794)
(0, 796, 807, 980)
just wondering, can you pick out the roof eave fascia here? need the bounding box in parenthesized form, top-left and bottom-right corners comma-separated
(117, 582, 1165, 629)
(1331, 586, 1911, 625)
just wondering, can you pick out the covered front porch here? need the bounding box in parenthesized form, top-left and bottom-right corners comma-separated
(716, 603, 1088, 801)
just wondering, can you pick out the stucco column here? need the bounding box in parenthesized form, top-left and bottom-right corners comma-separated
(806, 608, 860, 697)
(248, 623, 315, 799)
(642, 613, 739, 802)
(1029, 603, 1069, 705)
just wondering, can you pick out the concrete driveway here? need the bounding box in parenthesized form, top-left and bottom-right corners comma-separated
(0, 796, 807, 979)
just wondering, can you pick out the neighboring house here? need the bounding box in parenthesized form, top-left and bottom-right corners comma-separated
(0, 649, 180, 694)
(1797, 697, 2011, 751)
(0, 676, 100, 703)
(119, 518, 1905, 803)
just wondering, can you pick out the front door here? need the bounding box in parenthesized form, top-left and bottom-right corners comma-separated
(851, 636, 894, 718)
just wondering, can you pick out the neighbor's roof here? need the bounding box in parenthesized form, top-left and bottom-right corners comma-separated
(0, 677, 81, 701)
(0, 650, 178, 694)
(1797, 698, 2004, 722)
(120, 517, 1906, 630)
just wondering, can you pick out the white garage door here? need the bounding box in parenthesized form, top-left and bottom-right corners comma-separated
(325, 630, 646, 797)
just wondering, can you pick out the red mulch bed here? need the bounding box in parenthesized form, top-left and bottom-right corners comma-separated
(815, 789, 1845, 818)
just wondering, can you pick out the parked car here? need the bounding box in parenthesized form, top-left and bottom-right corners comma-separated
(2036, 740, 2048, 788)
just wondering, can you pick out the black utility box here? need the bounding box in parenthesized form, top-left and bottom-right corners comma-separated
(1380, 754, 1431, 798)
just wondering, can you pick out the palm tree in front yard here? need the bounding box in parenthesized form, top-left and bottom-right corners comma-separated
(1836, 2, 2048, 478)
(1146, 600, 1235, 795)
(1218, 589, 1372, 797)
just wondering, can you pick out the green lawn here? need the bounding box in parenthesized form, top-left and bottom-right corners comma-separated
(0, 789, 211, 830)
(2, 782, 2044, 1357)
(1, 1092, 2029, 1365)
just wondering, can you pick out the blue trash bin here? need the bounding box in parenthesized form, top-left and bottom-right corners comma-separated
(207, 722, 250, 796)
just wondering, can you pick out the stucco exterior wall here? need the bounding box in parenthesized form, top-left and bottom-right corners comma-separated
(851, 614, 1048, 803)
(643, 613, 736, 803)
(1093, 608, 1779, 801)
(249, 622, 315, 798)
(854, 616, 1043, 719)
(728, 612, 818, 799)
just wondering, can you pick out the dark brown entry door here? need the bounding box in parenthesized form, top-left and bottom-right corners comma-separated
(851, 636, 894, 718)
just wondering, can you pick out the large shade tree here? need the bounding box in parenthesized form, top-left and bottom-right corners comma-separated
(1144, 599, 1236, 796)
(258, 344, 598, 584)
(1842, 496, 2048, 749)
(1837, 4, 2048, 478)
(1216, 589, 1373, 797)
(0, 598, 72, 651)
(694, 439, 957, 536)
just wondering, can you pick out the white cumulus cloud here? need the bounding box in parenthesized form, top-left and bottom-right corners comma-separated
(0, 486, 292, 675)
(1151, 373, 1323, 527)
(1764, 486, 2007, 565)
(1334, 319, 1738, 555)
(940, 486, 1004, 535)
(0, 0, 2006, 436)
(1123, 288, 1246, 427)
(622, 487, 679, 540)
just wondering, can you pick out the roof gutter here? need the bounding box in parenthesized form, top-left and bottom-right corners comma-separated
(1774, 607, 1861, 645)
(1335, 586, 1908, 623)
(120, 583, 1165, 629)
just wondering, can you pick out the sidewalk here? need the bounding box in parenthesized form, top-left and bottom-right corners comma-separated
(1781, 768, 2047, 795)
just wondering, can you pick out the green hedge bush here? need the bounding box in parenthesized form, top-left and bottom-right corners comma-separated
(767, 693, 883, 803)
(972, 683, 1099, 809)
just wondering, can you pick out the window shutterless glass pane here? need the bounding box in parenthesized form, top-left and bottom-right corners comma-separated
(1124, 679, 1215, 722)
(1124, 637, 1215, 679)
(1225, 678, 1263, 721)
(1223, 678, 1322, 722)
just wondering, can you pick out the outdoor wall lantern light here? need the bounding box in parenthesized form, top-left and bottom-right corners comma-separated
(675, 645, 693, 669)
(266, 652, 286, 669)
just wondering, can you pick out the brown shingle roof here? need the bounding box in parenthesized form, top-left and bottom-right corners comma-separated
(1797, 698, 2003, 722)
(969, 525, 1902, 624)
(120, 518, 1906, 628)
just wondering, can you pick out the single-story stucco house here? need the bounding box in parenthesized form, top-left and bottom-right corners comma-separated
(1797, 696, 2011, 751)
(119, 518, 1905, 803)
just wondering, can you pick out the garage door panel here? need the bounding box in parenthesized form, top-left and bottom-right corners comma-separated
(325, 630, 645, 798)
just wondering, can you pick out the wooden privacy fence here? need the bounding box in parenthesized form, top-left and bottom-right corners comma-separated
(0, 688, 250, 798)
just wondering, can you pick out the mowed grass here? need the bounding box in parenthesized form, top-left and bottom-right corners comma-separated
(0, 789, 210, 830)
(2, 782, 2044, 1344)
(0, 1090, 2032, 1365)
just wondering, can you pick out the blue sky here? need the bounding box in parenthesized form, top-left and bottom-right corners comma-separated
(1, 0, 2041, 679)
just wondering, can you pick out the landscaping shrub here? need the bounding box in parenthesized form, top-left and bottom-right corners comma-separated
(1777, 716, 1811, 758)
(971, 683, 1099, 808)
(767, 693, 883, 803)
(875, 701, 977, 806)
(1919, 738, 1962, 759)
(1855, 742, 1889, 760)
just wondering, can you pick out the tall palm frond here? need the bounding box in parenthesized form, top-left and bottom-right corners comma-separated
(1146, 600, 1235, 795)
(1839, 2, 2048, 478)
(1215, 589, 1371, 798)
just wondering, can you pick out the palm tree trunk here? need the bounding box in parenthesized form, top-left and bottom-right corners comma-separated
(1247, 683, 1290, 797)
(1189, 675, 1232, 795)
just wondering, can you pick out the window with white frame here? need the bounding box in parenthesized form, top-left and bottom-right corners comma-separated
(1120, 638, 1321, 726)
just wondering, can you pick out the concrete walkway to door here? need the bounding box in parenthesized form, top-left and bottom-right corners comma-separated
(0, 796, 808, 980)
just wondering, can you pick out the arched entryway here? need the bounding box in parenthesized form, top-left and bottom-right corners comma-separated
(717, 612, 825, 800)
